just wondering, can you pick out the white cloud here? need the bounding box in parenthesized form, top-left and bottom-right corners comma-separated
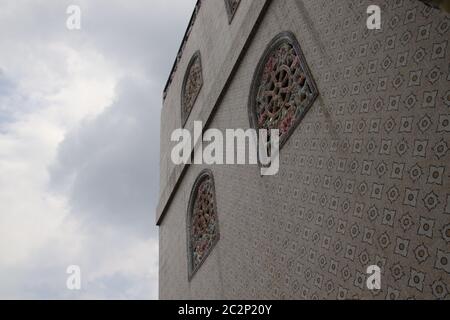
(0, 0, 196, 299)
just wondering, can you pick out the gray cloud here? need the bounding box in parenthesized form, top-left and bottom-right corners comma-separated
(0, 71, 16, 125)
(0, 69, 15, 96)
(0, 70, 30, 127)
(79, 0, 195, 80)
(49, 77, 160, 237)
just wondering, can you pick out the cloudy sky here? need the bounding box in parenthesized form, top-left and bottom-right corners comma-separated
(0, 0, 196, 299)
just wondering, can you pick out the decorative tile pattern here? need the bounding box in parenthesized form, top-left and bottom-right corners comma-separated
(225, 0, 241, 23)
(218, 1, 450, 300)
(237, 0, 450, 299)
(249, 31, 319, 149)
(187, 170, 219, 279)
(181, 51, 203, 126)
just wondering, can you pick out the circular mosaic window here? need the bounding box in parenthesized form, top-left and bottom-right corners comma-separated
(248, 31, 319, 149)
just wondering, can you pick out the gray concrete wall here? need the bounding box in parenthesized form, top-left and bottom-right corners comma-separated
(158, 0, 450, 299)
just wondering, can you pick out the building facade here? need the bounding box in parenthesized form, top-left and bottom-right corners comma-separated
(157, 0, 450, 299)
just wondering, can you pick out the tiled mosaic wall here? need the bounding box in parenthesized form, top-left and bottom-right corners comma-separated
(159, 0, 450, 299)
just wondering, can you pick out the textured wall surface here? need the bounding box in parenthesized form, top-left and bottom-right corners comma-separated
(158, 0, 450, 299)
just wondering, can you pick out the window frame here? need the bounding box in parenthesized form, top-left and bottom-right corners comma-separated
(186, 169, 220, 280)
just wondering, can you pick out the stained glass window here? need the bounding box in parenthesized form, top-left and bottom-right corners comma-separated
(248, 32, 319, 149)
(181, 51, 203, 126)
(187, 170, 219, 279)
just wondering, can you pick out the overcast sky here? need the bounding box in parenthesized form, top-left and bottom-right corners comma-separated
(0, 0, 196, 299)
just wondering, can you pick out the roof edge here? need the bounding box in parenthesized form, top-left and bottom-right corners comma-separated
(162, 0, 202, 101)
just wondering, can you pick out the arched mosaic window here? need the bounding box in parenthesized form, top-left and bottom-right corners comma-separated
(248, 31, 319, 150)
(181, 51, 203, 127)
(224, 0, 241, 23)
(187, 170, 219, 279)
